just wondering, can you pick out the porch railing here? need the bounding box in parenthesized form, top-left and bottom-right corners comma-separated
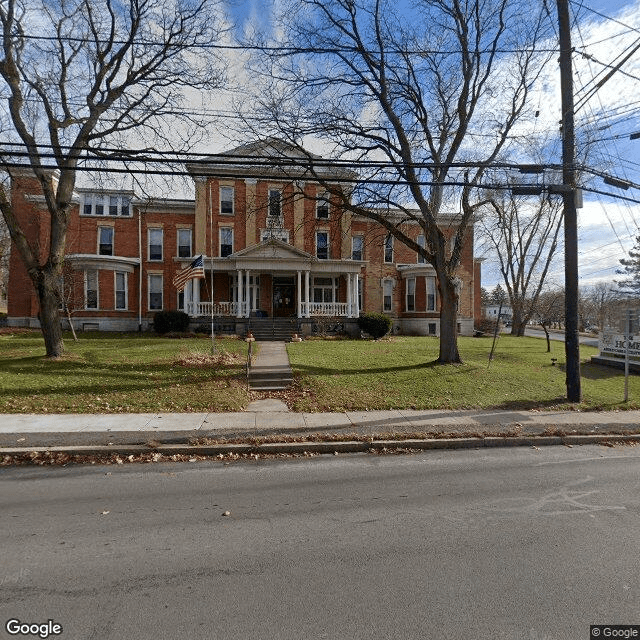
(186, 301, 351, 317)
(303, 302, 349, 317)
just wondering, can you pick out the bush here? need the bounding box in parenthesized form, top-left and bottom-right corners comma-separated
(153, 310, 190, 334)
(474, 318, 499, 335)
(358, 312, 393, 339)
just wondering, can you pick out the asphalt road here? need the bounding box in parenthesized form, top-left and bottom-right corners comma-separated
(525, 327, 600, 348)
(2, 446, 640, 640)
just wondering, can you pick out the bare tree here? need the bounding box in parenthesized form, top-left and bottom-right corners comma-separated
(481, 188, 563, 336)
(533, 287, 564, 352)
(0, 0, 226, 356)
(0, 206, 9, 309)
(246, 0, 551, 363)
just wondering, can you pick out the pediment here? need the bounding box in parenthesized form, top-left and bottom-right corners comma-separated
(232, 238, 315, 261)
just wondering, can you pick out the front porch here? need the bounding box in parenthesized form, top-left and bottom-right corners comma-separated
(180, 238, 364, 322)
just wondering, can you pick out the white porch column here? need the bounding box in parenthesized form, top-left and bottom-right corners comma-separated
(236, 270, 243, 318)
(297, 270, 302, 318)
(193, 277, 200, 315)
(346, 273, 352, 318)
(245, 270, 251, 317)
(305, 271, 311, 318)
(354, 275, 360, 317)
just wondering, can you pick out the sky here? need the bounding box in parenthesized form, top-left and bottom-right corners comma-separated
(219, 0, 640, 293)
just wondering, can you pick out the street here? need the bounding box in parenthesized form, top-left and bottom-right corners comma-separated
(525, 327, 600, 348)
(2, 446, 640, 639)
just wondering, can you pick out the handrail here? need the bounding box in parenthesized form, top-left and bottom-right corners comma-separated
(246, 338, 254, 388)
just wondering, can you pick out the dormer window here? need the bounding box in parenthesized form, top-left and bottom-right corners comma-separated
(82, 193, 132, 217)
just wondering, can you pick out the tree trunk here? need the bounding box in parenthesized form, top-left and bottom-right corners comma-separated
(33, 267, 64, 358)
(541, 323, 551, 353)
(437, 277, 462, 364)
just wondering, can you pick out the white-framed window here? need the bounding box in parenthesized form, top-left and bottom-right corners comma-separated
(177, 228, 192, 258)
(148, 274, 163, 310)
(220, 227, 233, 257)
(98, 226, 114, 256)
(220, 186, 234, 215)
(316, 231, 329, 259)
(384, 234, 394, 263)
(316, 192, 330, 219)
(268, 189, 281, 217)
(82, 193, 130, 217)
(115, 271, 127, 310)
(85, 269, 98, 310)
(148, 228, 163, 261)
(352, 235, 363, 261)
(313, 277, 335, 303)
(426, 276, 436, 311)
(406, 277, 416, 312)
(417, 234, 426, 264)
(358, 277, 363, 311)
(383, 279, 393, 312)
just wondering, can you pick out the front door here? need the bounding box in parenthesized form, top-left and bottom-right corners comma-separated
(273, 277, 295, 317)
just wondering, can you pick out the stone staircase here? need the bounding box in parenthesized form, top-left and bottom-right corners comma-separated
(248, 317, 300, 342)
(248, 341, 294, 391)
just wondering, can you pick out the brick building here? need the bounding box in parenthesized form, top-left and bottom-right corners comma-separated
(7, 139, 482, 337)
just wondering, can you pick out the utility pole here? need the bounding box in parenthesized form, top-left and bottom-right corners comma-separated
(556, 0, 582, 402)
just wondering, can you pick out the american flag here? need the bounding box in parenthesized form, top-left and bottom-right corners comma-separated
(172, 255, 205, 291)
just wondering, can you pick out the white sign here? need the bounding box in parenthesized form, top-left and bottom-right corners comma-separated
(599, 332, 640, 358)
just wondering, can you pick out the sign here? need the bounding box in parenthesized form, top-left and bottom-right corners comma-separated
(599, 332, 640, 359)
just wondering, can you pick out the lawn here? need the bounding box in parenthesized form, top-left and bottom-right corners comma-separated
(0, 331, 637, 413)
(0, 331, 250, 413)
(286, 335, 640, 412)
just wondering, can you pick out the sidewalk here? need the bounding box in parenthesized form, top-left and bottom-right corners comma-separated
(1, 407, 640, 450)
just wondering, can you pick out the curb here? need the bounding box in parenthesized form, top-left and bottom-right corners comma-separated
(2, 433, 640, 460)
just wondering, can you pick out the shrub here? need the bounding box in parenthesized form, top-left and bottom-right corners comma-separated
(358, 312, 393, 339)
(153, 310, 190, 334)
(475, 318, 500, 335)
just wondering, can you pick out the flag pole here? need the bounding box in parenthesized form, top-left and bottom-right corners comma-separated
(209, 189, 216, 354)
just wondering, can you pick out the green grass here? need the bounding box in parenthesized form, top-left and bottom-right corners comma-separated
(0, 331, 249, 413)
(1, 331, 638, 414)
(286, 335, 640, 412)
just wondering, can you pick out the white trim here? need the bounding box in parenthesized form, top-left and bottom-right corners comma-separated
(85, 269, 99, 310)
(220, 226, 234, 257)
(220, 185, 235, 215)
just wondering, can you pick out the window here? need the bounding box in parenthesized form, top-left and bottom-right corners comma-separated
(406, 278, 416, 312)
(313, 277, 335, 303)
(268, 189, 281, 217)
(148, 228, 163, 261)
(98, 226, 114, 256)
(358, 277, 362, 311)
(426, 276, 436, 311)
(177, 229, 192, 258)
(428, 322, 437, 335)
(352, 235, 363, 261)
(85, 270, 98, 309)
(115, 272, 127, 310)
(149, 274, 163, 310)
(384, 234, 393, 263)
(220, 227, 233, 257)
(82, 194, 131, 217)
(383, 280, 393, 312)
(316, 192, 330, 219)
(316, 231, 328, 259)
(417, 234, 426, 264)
(220, 186, 234, 215)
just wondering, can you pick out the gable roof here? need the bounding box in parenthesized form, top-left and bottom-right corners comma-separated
(185, 138, 355, 182)
(231, 237, 315, 261)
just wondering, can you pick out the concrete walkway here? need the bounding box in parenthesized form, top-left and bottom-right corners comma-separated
(1, 408, 639, 449)
(247, 341, 293, 391)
